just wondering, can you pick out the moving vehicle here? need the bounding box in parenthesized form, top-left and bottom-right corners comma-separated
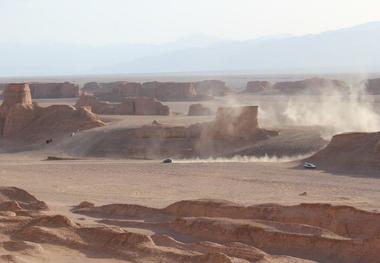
(304, 162, 317, 169)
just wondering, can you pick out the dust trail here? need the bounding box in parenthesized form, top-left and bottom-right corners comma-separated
(174, 153, 313, 163)
(258, 79, 380, 139)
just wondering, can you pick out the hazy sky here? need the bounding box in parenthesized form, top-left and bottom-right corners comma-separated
(1, 0, 380, 46)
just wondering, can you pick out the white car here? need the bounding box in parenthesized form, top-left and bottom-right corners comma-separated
(304, 162, 317, 169)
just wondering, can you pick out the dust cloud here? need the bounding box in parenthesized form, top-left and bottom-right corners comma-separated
(258, 80, 380, 139)
(174, 154, 312, 163)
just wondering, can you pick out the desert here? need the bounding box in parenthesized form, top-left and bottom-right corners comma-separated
(0, 74, 379, 263)
(1, 2, 380, 262)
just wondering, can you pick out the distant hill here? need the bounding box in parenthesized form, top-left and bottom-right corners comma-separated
(115, 22, 380, 74)
(1, 22, 380, 76)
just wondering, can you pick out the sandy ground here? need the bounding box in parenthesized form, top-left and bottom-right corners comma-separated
(0, 157, 379, 262)
(0, 157, 379, 215)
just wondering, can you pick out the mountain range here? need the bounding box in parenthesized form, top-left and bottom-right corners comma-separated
(1, 22, 380, 76)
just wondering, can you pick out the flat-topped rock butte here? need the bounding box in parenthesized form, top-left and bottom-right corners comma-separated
(0, 83, 104, 143)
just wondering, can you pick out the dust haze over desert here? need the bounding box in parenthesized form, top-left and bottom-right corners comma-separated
(1, 1, 380, 263)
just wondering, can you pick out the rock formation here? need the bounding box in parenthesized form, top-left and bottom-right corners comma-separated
(213, 106, 259, 136)
(2, 186, 379, 263)
(82, 81, 142, 97)
(83, 81, 211, 101)
(0, 84, 104, 143)
(1, 82, 80, 98)
(188, 103, 213, 116)
(110, 81, 143, 97)
(305, 131, 380, 174)
(206, 106, 277, 141)
(72, 199, 380, 263)
(75, 94, 170, 115)
(273, 77, 348, 95)
(194, 80, 229, 96)
(130, 96, 170, 115)
(141, 81, 199, 101)
(243, 81, 272, 93)
(0, 186, 48, 211)
(82, 81, 102, 93)
(1, 83, 33, 116)
(28, 82, 79, 98)
(93, 81, 144, 101)
(128, 106, 272, 142)
(76, 106, 278, 159)
(366, 78, 380, 94)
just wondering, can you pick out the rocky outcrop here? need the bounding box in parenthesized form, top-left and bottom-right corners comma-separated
(243, 81, 272, 93)
(75, 94, 170, 115)
(130, 97, 170, 115)
(1, 83, 33, 116)
(75, 94, 118, 114)
(273, 77, 348, 95)
(1, 82, 80, 98)
(83, 81, 211, 101)
(73, 199, 380, 263)
(78, 106, 278, 159)
(82, 81, 142, 97)
(131, 106, 274, 142)
(93, 82, 143, 101)
(110, 82, 143, 97)
(188, 104, 213, 116)
(0, 84, 104, 143)
(141, 81, 199, 101)
(194, 80, 229, 96)
(366, 78, 380, 94)
(2, 104, 104, 141)
(29, 82, 79, 98)
(82, 81, 101, 93)
(305, 131, 380, 174)
(4, 186, 362, 263)
(0, 186, 48, 211)
(206, 106, 277, 141)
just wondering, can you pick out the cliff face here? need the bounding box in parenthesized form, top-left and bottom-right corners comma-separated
(141, 82, 198, 101)
(1, 83, 33, 116)
(83, 81, 211, 101)
(28, 82, 79, 98)
(75, 94, 170, 115)
(111, 82, 143, 97)
(130, 97, 170, 115)
(0, 84, 104, 143)
(83, 81, 142, 97)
